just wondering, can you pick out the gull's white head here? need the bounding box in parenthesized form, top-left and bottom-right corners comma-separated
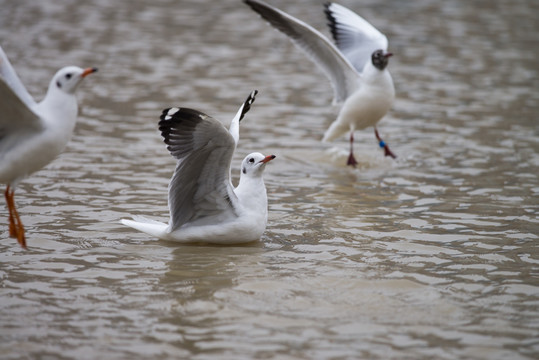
(241, 152, 276, 177)
(50, 66, 98, 94)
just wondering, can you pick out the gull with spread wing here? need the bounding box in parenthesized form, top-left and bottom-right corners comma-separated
(245, 0, 396, 166)
(121, 91, 276, 244)
(0, 45, 97, 248)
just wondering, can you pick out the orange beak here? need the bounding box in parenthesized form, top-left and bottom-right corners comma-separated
(81, 67, 98, 78)
(259, 154, 276, 164)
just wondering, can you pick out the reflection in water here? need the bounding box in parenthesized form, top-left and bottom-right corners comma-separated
(0, 0, 538, 359)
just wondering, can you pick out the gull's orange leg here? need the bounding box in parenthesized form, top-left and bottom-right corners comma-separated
(5, 185, 26, 249)
(14, 208, 26, 249)
(5, 186, 16, 237)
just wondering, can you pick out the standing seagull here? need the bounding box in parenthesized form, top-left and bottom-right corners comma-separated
(244, 0, 396, 166)
(0, 45, 97, 248)
(121, 91, 276, 244)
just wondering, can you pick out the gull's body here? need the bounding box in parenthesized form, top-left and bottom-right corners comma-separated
(121, 91, 276, 244)
(0, 45, 97, 248)
(244, 1, 396, 166)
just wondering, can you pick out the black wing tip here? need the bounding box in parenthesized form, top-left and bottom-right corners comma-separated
(324, 2, 339, 44)
(244, 0, 259, 7)
(158, 107, 205, 145)
(159, 107, 204, 124)
(244, 0, 278, 20)
(239, 89, 258, 122)
(244, 0, 302, 41)
(244, 0, 261, 11)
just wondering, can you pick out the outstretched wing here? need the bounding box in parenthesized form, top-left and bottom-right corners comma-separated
(228, 89, 258, 147)
(0, 76, 43, 160)
(0, 46, 42, 147)
(245, 0, 360, 104)
(0, 45, 36, 109)
(324, 2, 388, 73)
(159, 107, 239, 231)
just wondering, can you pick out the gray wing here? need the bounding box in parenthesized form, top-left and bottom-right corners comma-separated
(324, 2, 388, 73)
(158, 107, 239, 231)
(245, 0, 360, 104)
(0, 77, 43, 157)
(0, 45, 36, 109)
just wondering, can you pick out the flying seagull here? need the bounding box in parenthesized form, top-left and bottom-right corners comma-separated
(245, 0, 396, 166)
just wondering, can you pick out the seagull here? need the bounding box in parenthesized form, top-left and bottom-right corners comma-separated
(121, 90, 276, 244)
(244, 0, 396, 166)
(0, 45, 97, 249)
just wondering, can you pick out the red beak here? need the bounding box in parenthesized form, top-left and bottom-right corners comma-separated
(259, 154, 276, 164)
(384, 52, 393, 58)
(81, 67, 98, 78)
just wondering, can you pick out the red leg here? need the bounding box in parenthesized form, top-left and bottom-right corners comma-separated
(347, 132, 358, 167)
(374, 128, 397, 159)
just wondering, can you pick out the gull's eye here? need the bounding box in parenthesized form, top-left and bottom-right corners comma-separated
(65, 73, 72, 79)
(249, 158, 255, 163)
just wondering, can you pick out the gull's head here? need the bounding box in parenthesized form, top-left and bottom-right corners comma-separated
(371, 50, 393, 70)
(51, 66, 98, 94)
(241, 152, 276, 177)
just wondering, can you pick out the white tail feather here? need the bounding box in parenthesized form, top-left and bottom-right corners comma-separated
(120, 217, 169, 239)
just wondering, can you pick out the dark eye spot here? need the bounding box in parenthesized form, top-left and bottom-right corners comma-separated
(248, 158, 254, 163)
(65, 73, 72, 79)
(242, 167, 246, 174)
(56, 80, 62, 88)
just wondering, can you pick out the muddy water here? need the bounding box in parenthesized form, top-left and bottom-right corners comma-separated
(0, 0, 537, 359)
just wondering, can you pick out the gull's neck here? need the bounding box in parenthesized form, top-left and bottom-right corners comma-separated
(37, 85, 79, 128)
(35, 86, 79, 152)
(235, 174, 267, 211)
(362, 61, 394, 94)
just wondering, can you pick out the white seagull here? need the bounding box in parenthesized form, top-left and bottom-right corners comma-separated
(244, 0, 396, 166)
(0, 45, 97, 249)
(121, 90, 276, 244)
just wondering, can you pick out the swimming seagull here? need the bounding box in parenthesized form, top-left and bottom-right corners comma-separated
(244, 0, 396, 166)
(121, 91, 276, 244)
(0, 45, 97, 249)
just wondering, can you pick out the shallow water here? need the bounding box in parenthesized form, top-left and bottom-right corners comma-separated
(0, 0, 538, 359)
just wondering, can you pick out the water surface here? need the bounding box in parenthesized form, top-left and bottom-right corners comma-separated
(0, 0, 537, 359)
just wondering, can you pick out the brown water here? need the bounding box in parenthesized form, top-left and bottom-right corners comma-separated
(0, 0, 538, 359)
